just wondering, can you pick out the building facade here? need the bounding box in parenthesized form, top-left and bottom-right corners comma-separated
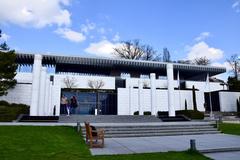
(0, 53, 234, 116)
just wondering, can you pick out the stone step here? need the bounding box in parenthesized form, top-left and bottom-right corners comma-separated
(59, 115, 162, 123)
(82, 127, 215, 133)
(82, 130, 221, 138)
(83, 129, 217, 135)
(81, 125, 214, 131)
(95, 128, 218, 134)
(80, 121, 218, 138)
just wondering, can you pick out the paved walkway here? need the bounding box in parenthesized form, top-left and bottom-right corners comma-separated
(205, 151, 240, 160)
(90, 134, 240, 156)
(0, 121, 214, 127)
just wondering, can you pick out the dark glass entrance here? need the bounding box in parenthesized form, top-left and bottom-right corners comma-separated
(61, 89, 117, 115)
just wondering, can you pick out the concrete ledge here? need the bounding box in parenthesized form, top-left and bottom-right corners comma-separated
(200, 147, 240, 153)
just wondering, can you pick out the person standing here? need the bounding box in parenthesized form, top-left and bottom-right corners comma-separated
(60, 95, 68, 114)
(70, 96, 78, 114)
(66, 99, 71, 116)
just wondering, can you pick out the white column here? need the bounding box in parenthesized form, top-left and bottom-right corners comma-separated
(38, 67, 47, 116)
(129, 85, 133, 115)
(167, 64, 176, 117)
(54, 85, 61, 116)
(150, 73, 156, 115)
(30, 54, 42, 116)
(48, 81, 53, 116)
(138, 80, 143, 115)
(44, 76, 50, 115)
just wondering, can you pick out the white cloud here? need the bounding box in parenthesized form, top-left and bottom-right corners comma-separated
(187, 41, 224, 61)
(0, 0, 71, 28)
(0, 33, 10, 41)
(85, 40, 121, 57)
(233, 1, 240, 12)
(81, 21, 96, 34)
(55, 28, 86, 43)
(194, 32, 210, 41)
(211, 62, 233, 81)
(112, 33, 120, 42)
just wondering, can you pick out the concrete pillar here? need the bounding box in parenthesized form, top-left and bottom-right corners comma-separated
(54, 85, 61, 116)
(48, 81, 53, 116)
(30, 54, 42, 116)
(150, 73, 156, 115)
(44, 76, 50, 115)
(138, 80, 143, 115)
(38, 67, 47, 116)
(167, 64, 176, 117)
(129, 85, 133, 115)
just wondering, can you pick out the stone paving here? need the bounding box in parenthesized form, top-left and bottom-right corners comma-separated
(205, 151, 240, 160)
(59, 115, 162, 123)
(90, 134, 240, 156)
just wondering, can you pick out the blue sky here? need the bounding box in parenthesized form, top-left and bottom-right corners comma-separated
(0, 0, 239, 78)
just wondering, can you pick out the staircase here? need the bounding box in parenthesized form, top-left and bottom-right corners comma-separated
(59, 115, 162, 123)
(81, 122, 220, 138)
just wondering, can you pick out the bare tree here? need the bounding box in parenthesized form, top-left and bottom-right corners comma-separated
(63, 76, 77, 88)
(113, 40, 144, 60)
(113, 40, 160, 61)
(227, 54, 240, 78)
(162, 48, 171, 62)
(141, 45, 158, 61)
(88, 80, 105, 89)
(194, 57, 211, 65)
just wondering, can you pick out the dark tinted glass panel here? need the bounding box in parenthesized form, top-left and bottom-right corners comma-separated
(61, 89, 117, 115)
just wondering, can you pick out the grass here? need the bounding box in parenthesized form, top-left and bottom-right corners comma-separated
(0, 126, 210, 160)
(219, 122, 240, 136)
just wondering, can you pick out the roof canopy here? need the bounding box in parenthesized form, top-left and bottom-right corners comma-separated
(16, 53, 226, 77)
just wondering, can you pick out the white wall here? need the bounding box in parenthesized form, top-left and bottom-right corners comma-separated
(0, 72, 223, 116)
(219, 91, 240, 112)
(185, 81, 224, 92)
(125, 78, 179, 88)
(0, 84, 32, 105)
(15, 72, 33, 83)
(0, 73, 33, 105)
(54, 74, 115, 90)
(117, 88, 205, 115)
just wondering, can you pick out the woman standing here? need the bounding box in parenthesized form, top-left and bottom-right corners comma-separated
(70, 96, 78, 114)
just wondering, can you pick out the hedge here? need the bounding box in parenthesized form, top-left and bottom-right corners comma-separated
(157, 110, 204, 120)
(176, 110, 204, 120)
(0, 101, 29, 122)
(143, 111, 151, 115)
(133, 111, 139, 115)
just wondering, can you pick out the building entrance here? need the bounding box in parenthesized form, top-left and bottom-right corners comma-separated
(61, 89, 117, 115)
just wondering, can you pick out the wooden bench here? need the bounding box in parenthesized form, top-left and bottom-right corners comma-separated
(84, 122, 104, 148)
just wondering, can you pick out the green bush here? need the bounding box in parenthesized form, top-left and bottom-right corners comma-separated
(176, 110, 204, 120)
(143, 111, 151, 115)
(133, 111, 139, 115)
(0, 101, 29, 122)
(0, 100, 10, 106)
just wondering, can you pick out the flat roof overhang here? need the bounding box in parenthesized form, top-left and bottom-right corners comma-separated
(15, 53, 226, 77)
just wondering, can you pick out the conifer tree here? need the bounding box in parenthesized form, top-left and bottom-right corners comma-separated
(0, 29, 17, 96)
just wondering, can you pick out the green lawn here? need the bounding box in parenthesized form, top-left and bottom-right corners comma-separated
(219, 123, 240, 136)
(0, 126, 210, 160)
